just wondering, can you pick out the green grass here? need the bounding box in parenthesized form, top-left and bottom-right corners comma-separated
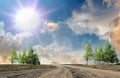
(0, 64, 55, 72)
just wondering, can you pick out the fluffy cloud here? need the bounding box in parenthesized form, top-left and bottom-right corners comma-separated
(103, 0, 120, 8)
(34, 42, 84, 64)
(0, 21, 33, 64)
(14, 32, 33, 44)
(0, 31, 20, 63)
(40, 21, 59, 33)
(66, 0, 118, 39)
(45, 22, 59, 32)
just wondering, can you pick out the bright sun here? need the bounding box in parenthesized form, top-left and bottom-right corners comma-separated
(15, 8, 40, 31)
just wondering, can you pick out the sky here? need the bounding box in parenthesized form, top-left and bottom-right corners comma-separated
(0, 0, 120, 64)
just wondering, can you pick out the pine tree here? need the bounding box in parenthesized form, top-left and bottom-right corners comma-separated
(19, 50, 27, 64)
(109, 48, 119, 63)
(97, 45, 104, 63)
(10, 48, 18, 64)
(33, 52, 40, 65)
(93, 45, 104, 64)
(26, 45, 34, 64)
(93, 49, 99, 64)
(84, 42, 93, 65)
(104, 40, 119, 63)
(104, 40, 111, 63)
(26, 45, 40, 65)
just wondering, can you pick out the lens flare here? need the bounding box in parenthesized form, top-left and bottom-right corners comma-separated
(15, 8, 40, 31)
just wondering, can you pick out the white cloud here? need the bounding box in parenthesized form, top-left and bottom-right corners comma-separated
(0, 21, 33, 64)
(14, 32, 33, 44)
(103, 0, 120, 8)
(45, 22, 59, 32)
(82, 0, 96, 11)
(66, 0, 118, 39)
(40, 21, 59, 33)
(34, 42, 85, 64)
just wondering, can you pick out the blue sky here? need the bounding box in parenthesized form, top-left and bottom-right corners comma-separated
(0, 0, 120, 64)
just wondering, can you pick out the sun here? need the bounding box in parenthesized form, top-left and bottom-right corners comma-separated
(15, 8, 40, 31)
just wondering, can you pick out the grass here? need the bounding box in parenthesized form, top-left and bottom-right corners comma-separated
(0, 64, 55, 72)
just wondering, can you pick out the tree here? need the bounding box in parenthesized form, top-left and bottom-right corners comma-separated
(10, 48, 18, 64)
(93, 45, 104, 64)
(109, 48, 119, 63)
(9, 45, 40, 65)
(26, 45, 34, 64)
(18, 54, 22, 64)
(104, 40, 119, 63)
(93, 49, 99, 64)
(104, 40, 112, 63)
(26, 45, 40, 65)
(33, 52, 40, 65)
(84, 42, 93, 65)
(97, 45, 104, 63)
(18, 50, 27, 64)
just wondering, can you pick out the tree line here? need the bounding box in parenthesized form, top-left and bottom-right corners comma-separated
(9, 45, 40, 65)
(84, 40, 119, 65)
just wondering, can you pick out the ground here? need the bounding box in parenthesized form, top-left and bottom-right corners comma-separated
(0, 64, 120, 78)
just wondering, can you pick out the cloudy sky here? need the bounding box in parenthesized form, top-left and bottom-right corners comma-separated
(0, 0, 120, 64)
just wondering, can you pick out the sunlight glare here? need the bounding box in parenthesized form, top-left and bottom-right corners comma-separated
(15, 8, 40, 31)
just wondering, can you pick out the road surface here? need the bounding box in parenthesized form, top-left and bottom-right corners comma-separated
(0, 65, 120, 78)
(38, 65, 120, 78)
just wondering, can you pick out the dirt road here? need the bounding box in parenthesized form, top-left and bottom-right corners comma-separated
(0, 65, 120, 78)
(38, 66, 73, 78)
(38, 65, 120, 78)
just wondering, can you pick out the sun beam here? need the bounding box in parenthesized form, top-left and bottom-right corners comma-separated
(14, 8, 40, 31)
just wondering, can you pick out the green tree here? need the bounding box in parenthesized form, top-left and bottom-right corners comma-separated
(26, 45, 40, 65)
(93, 49, 99, 64)
(109, 48, 119, 63)
(84, 42, 93, 65)
(97, 45, 104, 63)
(19, 50, 27, 64)
(33, 52, 40, 65)
(26, 45, 34, 64)
(10, 48, 18, 64)
(104, 40, 112, 63)
(104, 40, 119, 63)
(93, 45, 104, 64)
(18, 54, 22, 63)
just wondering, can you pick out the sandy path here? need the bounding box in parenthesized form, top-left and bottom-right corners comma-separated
(66, 65, 120, 78)
(38, 66, 73, 78)
(38, 65, 120, 78)
(0, 65, 120, 78)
